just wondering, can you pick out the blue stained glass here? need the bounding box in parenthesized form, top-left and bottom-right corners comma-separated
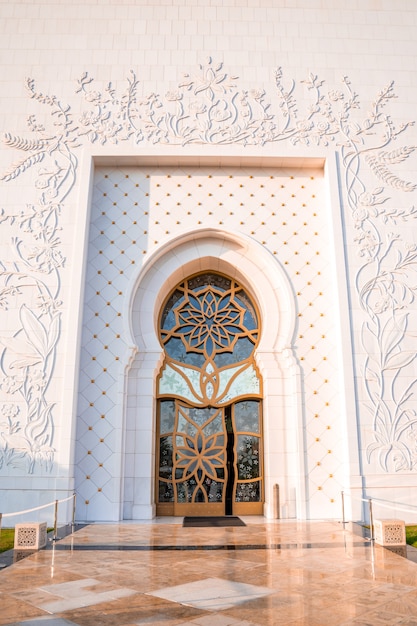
(159, 436, 173, 473)
(218, 295, 228, 308)
(159, 480, 174, 502)
(234, 400, 260, 433)
(237, 435, 260, 480)
(164, 337, 206, 367)
(160, 275, 258, 364)
(235, 481, 261, 503)
(177, 412, 196, 437)
(243, 310, 256, 330)
(185, 406, 218, 427)
(214, 336, 254, 367)
(164, 337, 186, 360)
(162, 309, 176, 331)
(188, 295, 200, 310)
(158, 274, 262, 509)
(160, 401, 175, 433)
(235, 290, 258, 323)
(204, 415, 224, 437)
(161, 289, 185, 328)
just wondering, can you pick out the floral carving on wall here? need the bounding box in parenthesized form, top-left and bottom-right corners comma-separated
(1, 57, 417, 474)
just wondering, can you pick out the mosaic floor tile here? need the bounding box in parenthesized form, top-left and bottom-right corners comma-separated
(1, 521, 417, 626)
(179, 615, 259, 626)
(147, 577, 273, 611)
(17, 578, 137, 614)
(5, 620, 81, 626)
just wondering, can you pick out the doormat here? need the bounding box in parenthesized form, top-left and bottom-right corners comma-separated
(183, 516, 246, 527)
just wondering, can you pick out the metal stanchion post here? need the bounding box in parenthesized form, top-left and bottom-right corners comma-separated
(273, 484, 280, 519)
(341, 491, 345, 527)
(72, 493, 76, 531)
(53, 499, 58, 541)
(369, 498, 374, 542)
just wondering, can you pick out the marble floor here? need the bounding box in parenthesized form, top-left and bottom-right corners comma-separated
(2, 518, 417, 625)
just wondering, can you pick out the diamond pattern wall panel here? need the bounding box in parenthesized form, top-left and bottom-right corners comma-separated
(75, 166, 343, 520)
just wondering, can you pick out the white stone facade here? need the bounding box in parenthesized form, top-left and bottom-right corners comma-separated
(1, 1, 417, 524)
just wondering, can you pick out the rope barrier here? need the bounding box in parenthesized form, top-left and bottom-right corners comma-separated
(371, 501, 417, 515)
(1, 493, 75, 519)
(343, 492, 417, 516)
(1, 502, 56, 518)
(56, 494, 75, 505)
(0, 493, 76, 542)
(341, 490, 417, 542)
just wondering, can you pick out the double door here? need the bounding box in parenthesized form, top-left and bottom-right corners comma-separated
(157, 399, 263, 516)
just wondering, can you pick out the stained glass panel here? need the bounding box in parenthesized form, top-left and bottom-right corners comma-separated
(157, 272, 263, 514)
(160, 401, 175, 434)
(159, 480, 174, 502)
(188, 273, 231, 292)
(234, 401, 260, 433)
(235, 481, 261, 503)
(237, 435, 260, 480)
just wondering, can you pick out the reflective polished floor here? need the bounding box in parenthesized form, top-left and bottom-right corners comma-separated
(2, 518, 417, 625)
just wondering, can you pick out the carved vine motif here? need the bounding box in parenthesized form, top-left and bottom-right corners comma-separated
(0, 79, 78, 473)
(0, 57, 416, 473)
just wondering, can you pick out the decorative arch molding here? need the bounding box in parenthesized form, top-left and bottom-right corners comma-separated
(123, 228, 304, 519)
(127, 228, 296, 354)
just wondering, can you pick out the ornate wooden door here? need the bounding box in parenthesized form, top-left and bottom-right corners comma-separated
(156, 273, 263, 516)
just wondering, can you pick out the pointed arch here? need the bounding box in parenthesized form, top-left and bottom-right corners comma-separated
(122, 229, 304, 520)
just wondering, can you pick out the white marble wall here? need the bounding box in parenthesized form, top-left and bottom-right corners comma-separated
(74, 164, 344, 521)
(1, 1, 417, 523)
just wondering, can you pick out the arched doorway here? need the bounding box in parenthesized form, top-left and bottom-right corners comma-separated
(156, 272, 263, 516)
(125, 229, 300, 521)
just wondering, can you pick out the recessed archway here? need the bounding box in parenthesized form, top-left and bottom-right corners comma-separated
(123, 228, 304, 520)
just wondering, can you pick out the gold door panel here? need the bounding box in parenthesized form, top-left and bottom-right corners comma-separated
(156, 272, 263, 516)
(157, 400, 263, 516)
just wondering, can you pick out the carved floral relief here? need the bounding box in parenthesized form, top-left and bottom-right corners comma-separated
(1, 57, 417, 474)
